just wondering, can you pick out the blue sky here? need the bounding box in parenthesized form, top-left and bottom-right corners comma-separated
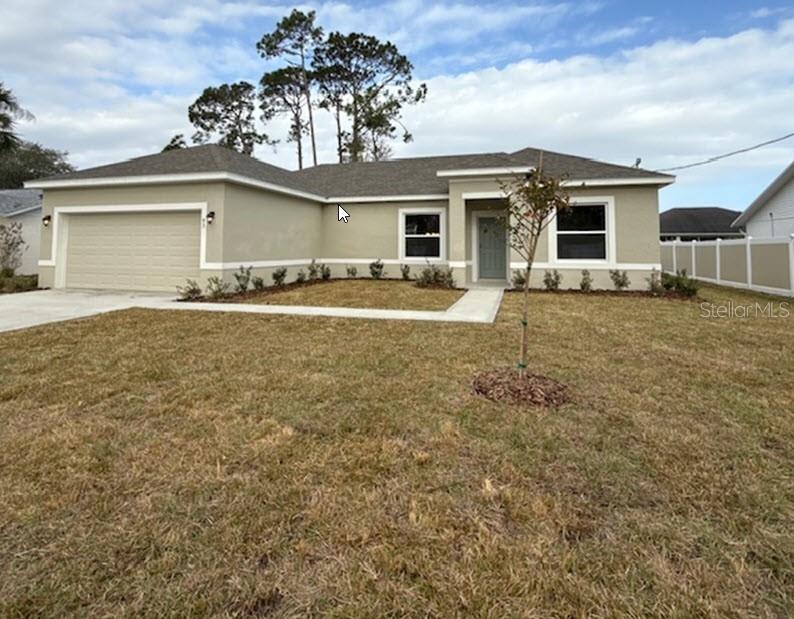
(2, 1, 793, 212)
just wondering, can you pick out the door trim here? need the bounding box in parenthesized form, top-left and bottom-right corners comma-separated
(471, 210, 509, 283)
(44, 203, 207, 289)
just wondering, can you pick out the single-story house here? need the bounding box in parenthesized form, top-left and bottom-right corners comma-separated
(733, 159, 794, 238)
(659, 207, 744, 241)
(0, 189, 42, 275)
(25, 145, 674, 292)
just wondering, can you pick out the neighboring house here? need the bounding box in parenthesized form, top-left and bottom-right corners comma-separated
(659, 207, 744, 241)
(0, 189, 42, 275)
(25, 145, 674, 292)
(733, 159, 794, 238)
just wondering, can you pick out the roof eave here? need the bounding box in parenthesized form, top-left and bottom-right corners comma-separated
(733, 160, 794, 227)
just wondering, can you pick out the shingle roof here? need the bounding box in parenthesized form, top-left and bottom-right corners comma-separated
(660, 207, 743, 235)
(32, 144, 673, 199)
(0, 189, 42, 216)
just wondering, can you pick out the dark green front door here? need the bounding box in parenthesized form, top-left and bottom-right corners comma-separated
(478, 216, 506, 279)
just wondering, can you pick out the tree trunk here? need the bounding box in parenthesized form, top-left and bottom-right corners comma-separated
(519, 258, 532, 378)
(335, 105, 343, 163)
(301, 52, 318, 167)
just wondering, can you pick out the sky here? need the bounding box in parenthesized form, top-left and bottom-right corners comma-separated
(2, 0, 793, 211)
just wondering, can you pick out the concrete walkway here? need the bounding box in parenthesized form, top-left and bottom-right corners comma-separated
(0, 287, 504, 333)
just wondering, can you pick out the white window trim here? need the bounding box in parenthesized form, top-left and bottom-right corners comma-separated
(398, 207, 447, 263)
(548, 196, 616, 267)
(39, 203, 208, 288)
(471, 210, 510, 283)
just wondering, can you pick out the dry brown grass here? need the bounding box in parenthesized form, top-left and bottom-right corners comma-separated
(0, 284, 792, 617)
(242, 278, 463, 310)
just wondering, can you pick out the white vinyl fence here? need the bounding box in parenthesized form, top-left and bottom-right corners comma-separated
(660, 235, 794, 298)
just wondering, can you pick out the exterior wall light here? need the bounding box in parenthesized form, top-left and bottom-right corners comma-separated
(42, 215, 52, 227)
(206, 211, 215, 225)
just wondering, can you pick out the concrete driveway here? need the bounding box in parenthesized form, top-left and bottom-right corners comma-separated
(0, 289, 175, 333)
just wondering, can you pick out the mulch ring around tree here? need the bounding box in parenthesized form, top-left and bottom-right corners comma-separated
(473, 368, 571, 408)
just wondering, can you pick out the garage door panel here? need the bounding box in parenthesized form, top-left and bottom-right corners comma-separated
(65, 211, 201, 292)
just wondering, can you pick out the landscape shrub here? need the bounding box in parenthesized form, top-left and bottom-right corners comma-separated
(580, 270, 593, 292)
(511, 269, 526, 289)
(543, 269, 562, 291)
(295, 269, 307, 283)
(346, 265, 358, 278)
(272, 267, 287, 286)
(0, 222, 26, 277)
(647, 268, 664, 294)
(205, 276, 230, 299)
(251, 276, 266, 291)
(369, 259, 385, 279)
(233, 265, 252, 293)
(609, 269, 630, 291)
(307, 259, 320, 280)
(321, 263, 331, 280)
(176, 279, 203, 301)
(0, 274, 37, 293)
(400, 264, 411, 280)
(671, 269, 699, 297)
(661, 271, 676, 290)
(415, 264, 455, 288)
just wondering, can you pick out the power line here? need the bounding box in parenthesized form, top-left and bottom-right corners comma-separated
(655, 131, 794, 172)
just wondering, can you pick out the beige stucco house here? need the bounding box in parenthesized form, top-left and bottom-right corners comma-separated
(25, 145, 674, 292)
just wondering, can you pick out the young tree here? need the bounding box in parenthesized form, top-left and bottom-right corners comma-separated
(0, 222, 26, 277)
(502, 154, 570, 376)
(162, 134, 187, 152)
(257, 10, 323, 167)
(260, 68, 308, 169)
(313, 61, 349, 163)
(0, 141, 74, 188)
(0, 83, 33, 153)
(188, 82, 270, 155)
(313, 32, 427, 162)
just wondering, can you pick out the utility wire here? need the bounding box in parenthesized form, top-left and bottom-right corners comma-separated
(655, 131, 794, 172)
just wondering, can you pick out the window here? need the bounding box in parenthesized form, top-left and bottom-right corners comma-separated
(401, 210, 444, 259)
(556, 204, 607, 260)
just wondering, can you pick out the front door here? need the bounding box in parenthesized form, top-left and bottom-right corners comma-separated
(477, 216, 506, 280)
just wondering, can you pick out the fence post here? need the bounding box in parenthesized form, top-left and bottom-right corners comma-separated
(789, 234, 794, 297)
(691, 239, 697, 279)
(716, 238, 721, 284)
(746, 235, 753, 289)
(672, 238, 678, 273)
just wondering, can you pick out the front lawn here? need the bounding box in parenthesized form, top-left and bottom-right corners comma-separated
(242, 278, 464, 311)
(0, 284, 792, 617)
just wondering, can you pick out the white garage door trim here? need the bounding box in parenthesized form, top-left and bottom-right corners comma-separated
(40, 203, 209, 288)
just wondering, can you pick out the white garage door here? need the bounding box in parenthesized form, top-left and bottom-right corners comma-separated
(65, 211, 201, 292)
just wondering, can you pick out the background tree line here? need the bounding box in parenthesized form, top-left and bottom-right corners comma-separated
(0, 83, 75, 188)
(168, 10, 427, 168)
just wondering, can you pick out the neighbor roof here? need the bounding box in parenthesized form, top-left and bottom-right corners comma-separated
(0, 189, 42, 217)
(660, 207, 743, 236)
(29, 144, 673, 199)
(732, 159, 794, 228)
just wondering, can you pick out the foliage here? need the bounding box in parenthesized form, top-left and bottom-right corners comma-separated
(511, 269, 526, 290)
(609, 269, 631, 291)
(162, 134, 187, 152)
(663, 270, 699, 298)
(233, 265, 252, 293)
(176, 279, 203, 301)
(0, 83, 33, 153)
(647, 268, 664, 295)
(542, 269, 562, 291)
(307, 259, 321, 280)
(205, 276, 230, 299)
(415, 264, 455, 289)
(0, 273, 37, 293)
(295, 269, 307, 283)
(313, 32, 426, 162)
(0, 141, 74, 188)
(661, 271, 676, 290)
(259, 68, 310, 169)
(272, 267, 287, 286)
(346, 264, 358, 278)
(400, 264, 411, 280)
(251, 276, 266, 291)
(369, 258, 385, 279)
(501, 156, 570, 375)
(321, 263, 332, 280)
(0, 222, 26, 276)
(189, 82, 271, 155)
(580, 270, 593, 293)
(257, 9, 323, 167)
